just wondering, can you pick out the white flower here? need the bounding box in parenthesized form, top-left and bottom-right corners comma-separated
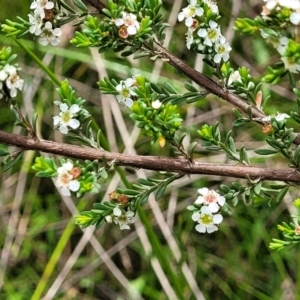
(39, 22, 62, 46)
(30, 0, 54, 10)
(178, 0, 204, 28)
(192, 206, 223, 233)
(56, 162, 80, 196)
(290, 11, 300, 25)
(195, 187, 225, 213)
(28, 7, 44, 36)
(0, 64, 17, 82)
(113, 208, 135, 230)
(227, 70, 242, 86)
(262, 113, 290, 122)
(115, 12, 140, 35)
(213, 37, 231, 63)
(197, 20, 221, 47)
(116, 78, 136, 107)
(203, 0, 219, 14)
(152, 100, 162, 109)
(281, 56, 300, 73)
(6, 72, 24, 98)
(1, 65, 24, 98)
(186, 28, 194, 49)
(260, 29, 289, 55)
(53, 103, 81, 134)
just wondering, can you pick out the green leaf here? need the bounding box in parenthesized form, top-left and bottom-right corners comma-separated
(239, 146, 250, 165)
(133, 51, 151, 59)
(155, 183, 166, 201)
(227, 136, 236, 154)
(189, 142, 197, 161)
(232, 118, 250, 127)
(275, 186, 289, 203)
(0, 149, 9, 156)
(163, 82, 178, 94)
(255, 149, 278, 155)
(122, 189, 140, 196)
(3, 151, 23, 172)
(254, 181, 262, 194)
(138, 178, 156, 186)
(73, 0, 88, 11)
(184, 82, 198, 92)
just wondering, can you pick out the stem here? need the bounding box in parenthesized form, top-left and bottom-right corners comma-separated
(12, 104, 37, 138)
(14, 39, 61, 86)
(1, 130, 300, 182)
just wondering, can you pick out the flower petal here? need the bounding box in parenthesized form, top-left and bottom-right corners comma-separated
(69, 119, 80, 129)
(59, 124, 68, 134)
(53, 116, 60, 126)
(120, 224, 130, 230)
(70, 104, 80, 113)
(207, 225, 218, 233)
(208, 202, 220, 213)
(192, 212, 200, 222)
(60, 187, 71, 196)
(213, 214, 223, 224)
(195, 224, 206, 233)
(69, 180, 80, 192)
(113, 207, 122, 217)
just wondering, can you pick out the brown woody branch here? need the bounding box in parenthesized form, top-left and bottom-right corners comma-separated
(1, 130, 300, 183)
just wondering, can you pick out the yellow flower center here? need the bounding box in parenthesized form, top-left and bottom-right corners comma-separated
(200, 213, 213, 225)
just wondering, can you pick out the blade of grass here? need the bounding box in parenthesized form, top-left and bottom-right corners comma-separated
(30, 200, 86, 300)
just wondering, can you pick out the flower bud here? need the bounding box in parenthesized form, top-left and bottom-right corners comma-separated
(158, 136, 166, 148)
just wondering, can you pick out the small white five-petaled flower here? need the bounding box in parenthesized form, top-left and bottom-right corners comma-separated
(0, 64, 24, 98)
(39, 22, 62, 46)
(53, 103, 81, 134)
(197, 20, 221, 47)
(106, 207, 135, 230)
(192, 206, 223, 233)
(115, 12, 140, 35)
(195, 187, 225, 213)
(214, 37, 232, 63)
(116, 78, 137, 107)
(56, 162, 80, 196)
(178, 0, 204, 28)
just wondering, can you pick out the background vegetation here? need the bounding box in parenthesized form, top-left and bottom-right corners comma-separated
(0, 0, 299, 299)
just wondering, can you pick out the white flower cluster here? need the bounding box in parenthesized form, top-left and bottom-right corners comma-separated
(115, 76, 137, 108)
(0, 64, 24, 98)
(53, 103, 81, 134)
(261, 0, 300, 73)
(105, 207, 135, 230)
(191, 187, 225, 233)
(178, 0, 231, 64)
(56, 162, 80, 196)
(115, 12, 140, 38)
(28, 0, 62, 46)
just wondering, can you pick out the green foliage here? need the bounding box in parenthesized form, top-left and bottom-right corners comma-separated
(71, 0, 167, 55)
(234, 18, 259, 34)
(265, 118, 298, 166)
(198, 123, 251, 165)
(32, 157, 106, 197)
